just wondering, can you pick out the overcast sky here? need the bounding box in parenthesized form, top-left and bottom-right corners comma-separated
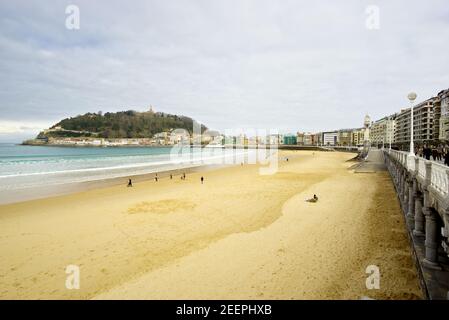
(1, 0, 449, 141)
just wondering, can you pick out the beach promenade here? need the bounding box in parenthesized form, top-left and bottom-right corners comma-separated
(384, 149, 449, 299)
(0, 151, 421, 299)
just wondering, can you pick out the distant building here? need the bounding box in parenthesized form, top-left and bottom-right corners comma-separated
(322, 131, 338, 146)
(437, 88, 449, 142)
(153, 131, 169, 145)
(394, 97, 435, 149)
(337, 129, 353, 146)
(312, 133, 322, 146)
(296, 132, 313, 146)
(283, 135, 297, 145)
(351, 129, 365, 147)
(370, 115, 396, 148)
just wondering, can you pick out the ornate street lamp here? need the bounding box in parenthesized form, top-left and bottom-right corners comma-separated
(408, 92, 417, 155)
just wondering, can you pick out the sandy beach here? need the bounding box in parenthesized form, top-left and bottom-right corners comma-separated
(0, 150, 422, 299)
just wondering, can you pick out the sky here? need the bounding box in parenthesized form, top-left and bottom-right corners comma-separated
(1, 0, 449, 142)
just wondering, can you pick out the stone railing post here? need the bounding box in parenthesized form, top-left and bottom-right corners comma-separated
(401, 170, 408, 212)
(407, 178, 416, 230)
(446, 170, 449, 195)
(420, 160, 442, 269)
(424, 161, 432, 187)
(414, 157, 419, 177)
(403, 174, 410, 215)
(413, 193, 425, 237)
(397, 167, 402, 198)
(443, 206, 449, 258)
(422, 206, 442, 270)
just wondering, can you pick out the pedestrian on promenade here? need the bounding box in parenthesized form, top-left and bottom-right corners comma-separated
(423, 145, 432, 160)
(445, 150, 449, 167)
(437, 145, 443, 161)
(432, 147, 438, 161)
(417, 146, 423, 158)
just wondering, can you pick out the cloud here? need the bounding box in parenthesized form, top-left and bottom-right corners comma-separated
(0, 120, 50, 134)
(0, 0, 448, 136)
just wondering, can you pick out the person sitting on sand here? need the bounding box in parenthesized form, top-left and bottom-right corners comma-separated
(127, 179, 133, 187)
(306, 194, 318, 203)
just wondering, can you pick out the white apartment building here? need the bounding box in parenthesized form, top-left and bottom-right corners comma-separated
(322, 131, 338, 146)
(438, 88, 449, 142)
(370, 115, 396, 147)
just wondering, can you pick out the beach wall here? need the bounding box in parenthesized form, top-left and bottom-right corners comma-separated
(384, 150, 449, 299)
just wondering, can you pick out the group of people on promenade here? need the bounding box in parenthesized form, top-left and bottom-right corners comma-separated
(415, 144, 449, 166)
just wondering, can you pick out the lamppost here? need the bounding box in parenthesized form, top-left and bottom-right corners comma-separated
(408, 92, 417, 155)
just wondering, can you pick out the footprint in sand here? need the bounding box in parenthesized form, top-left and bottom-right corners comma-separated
(127, 199, 196, 215)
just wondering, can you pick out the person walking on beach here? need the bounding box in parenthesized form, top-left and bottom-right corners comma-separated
(183, 172, 186, 180)
(127, 179, 133, 187)
(201, 176, 204, 184)
(154, 173, 158, 182)
(170, 174, 173, 180)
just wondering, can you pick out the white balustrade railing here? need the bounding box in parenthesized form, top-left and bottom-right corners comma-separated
(430, 162, 449, 196)
(385, 150, 449, 197)
(407, 155, 415, 172)
(417, 157, 426, 179)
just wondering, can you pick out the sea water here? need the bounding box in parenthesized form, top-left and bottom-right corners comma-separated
(0, 143, 251, 191)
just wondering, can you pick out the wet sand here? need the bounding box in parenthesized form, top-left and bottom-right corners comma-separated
(0, 151, 422, 299)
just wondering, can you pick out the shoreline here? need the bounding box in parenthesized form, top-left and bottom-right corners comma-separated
(0, 163, 227, 205)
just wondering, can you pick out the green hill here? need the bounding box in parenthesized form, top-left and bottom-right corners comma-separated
(37, 110, 207, 139)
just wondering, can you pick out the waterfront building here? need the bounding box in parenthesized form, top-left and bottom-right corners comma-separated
(370, 115, 396, 148)
(337, 129, 353, 146)
(351, 129, 365, 147)
(322, 131, 338, 146)
(267, 134, 281, 145)
(296, 132, 305, 145)
(296, 132, 313, 146)
(437, 88, 449, 142)
(283, 135, 297, 145)
(394, 97, 436, 150)
(312, 133, 322, 146)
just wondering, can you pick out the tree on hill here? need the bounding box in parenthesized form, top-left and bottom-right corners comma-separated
(44, 110, 207, 139)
